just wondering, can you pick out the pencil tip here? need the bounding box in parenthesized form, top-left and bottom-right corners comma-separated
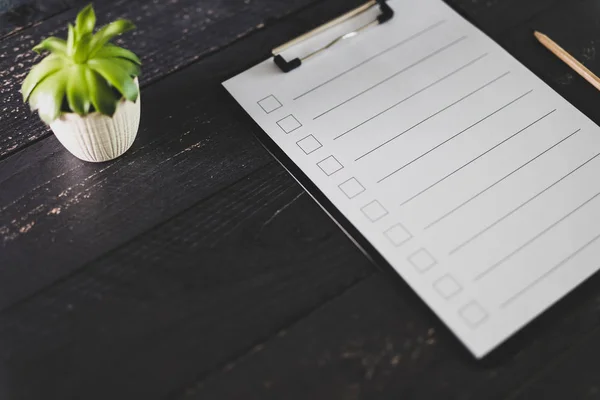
(533, 30, 544, 40)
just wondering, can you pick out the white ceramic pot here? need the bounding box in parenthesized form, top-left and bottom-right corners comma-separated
(50, 80, 141, 162)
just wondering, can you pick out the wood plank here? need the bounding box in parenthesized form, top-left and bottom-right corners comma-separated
(0, 0, 367, 309)
(0, 163, 375, 399)
(0, 76, 269, 305)
(511, 333, 600, 400)
(0, 0, 86, 39)
(448, 0, 566, 37)
(183, 269, 600, 400)
(1, 1, 595, 398)
(0, 0, 325, 160)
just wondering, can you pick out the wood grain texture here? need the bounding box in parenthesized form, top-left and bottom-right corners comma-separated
(183, 271, 600, 400)
(0, 163, 374, 399)
(500, 0, 600, 124)
(0, 76, 268, 305)
(0, 0, 366, 309)
(0, 0, 85, 39)
(448, 0, 569, 36)
(511, 333, 600, 400)
(0, 0, 328, 160)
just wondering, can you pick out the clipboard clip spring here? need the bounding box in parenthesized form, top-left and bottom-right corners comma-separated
(272, 0, 394, 73)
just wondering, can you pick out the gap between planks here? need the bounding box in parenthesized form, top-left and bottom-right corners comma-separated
(168, 271, 377, 399)
(0, 160, 282, 314)
(501, 322, 600, 400)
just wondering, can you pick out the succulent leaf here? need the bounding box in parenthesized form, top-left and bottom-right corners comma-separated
(85, 69, 117, 116)
(75, 4, 96, 38)
(94, 44, 141, 65)
(21, 55, 66, 102)
(88, 20, 136, 58)
(29, 69, 69, 124)
(73, 32, 92, 63)
(67, 65, 91, 115)
(32, 37, 67, 55)
(67, 24, 76, 56)
(88, 58, 139, 102)
(105, 57, 141, 78)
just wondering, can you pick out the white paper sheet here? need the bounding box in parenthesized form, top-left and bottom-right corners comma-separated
(223, 0, 600, 358)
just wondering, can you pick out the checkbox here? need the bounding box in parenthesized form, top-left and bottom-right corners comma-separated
(459, 301, 488, 328)
(258, 95, 282, 114)
(434, 275, 462, 299)
(384, 223, 412, 247)
(296, 134, 322, 154)
(317, 156, 343, 176)
(408, 248, 437, 272)
(361, 200, 388, 222)
(277, 115, 302, 134)
(339, 177, 365, 199)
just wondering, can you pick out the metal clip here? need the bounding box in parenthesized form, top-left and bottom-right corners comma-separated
(272, 0, 394, 72)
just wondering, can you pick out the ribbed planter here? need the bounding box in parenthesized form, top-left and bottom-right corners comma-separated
(50, 80, 141, 162)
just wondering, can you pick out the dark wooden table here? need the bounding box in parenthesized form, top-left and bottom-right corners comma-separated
(2, 0, 600, 399)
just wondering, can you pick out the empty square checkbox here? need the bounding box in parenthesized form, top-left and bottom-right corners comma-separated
(361, 200, 388, 222)
(384, 223, 412, 247)
(407, 248, 437, 272)
(257, 95, 282, 114)
(317, 156, 343, 176)
(296, 135, 322, 154)
(459, 301, 488, 328)
(339, 177, 365, 199)
(277, 115, 302, 134)
(434, 274, 462, 299)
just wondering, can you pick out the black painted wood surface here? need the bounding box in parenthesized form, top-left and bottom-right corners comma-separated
(1, 0, 600, 399)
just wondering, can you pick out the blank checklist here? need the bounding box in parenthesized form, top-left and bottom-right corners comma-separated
(224, 0, 600, 358)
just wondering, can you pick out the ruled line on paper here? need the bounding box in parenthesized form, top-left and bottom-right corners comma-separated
(394, 105, 549, 208)
(475, 189, 600, 281)
(424, 128, 581, 230)
(293, 20, 447, 101)
(501, 231, 600, 308)
(313, 35, 469, 120)
(449, 138, 597, 256)
(334, 52, 488, 140)
(377, 90, 533, 183)
(355, 70, 510, 161)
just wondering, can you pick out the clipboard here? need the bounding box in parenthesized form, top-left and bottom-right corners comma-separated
(222, 0, 600, 360)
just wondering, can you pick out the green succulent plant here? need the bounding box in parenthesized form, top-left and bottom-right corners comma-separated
(21, 4, 141, 124)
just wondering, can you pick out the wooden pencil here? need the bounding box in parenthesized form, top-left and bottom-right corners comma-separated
(534, 30, 600, 92)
